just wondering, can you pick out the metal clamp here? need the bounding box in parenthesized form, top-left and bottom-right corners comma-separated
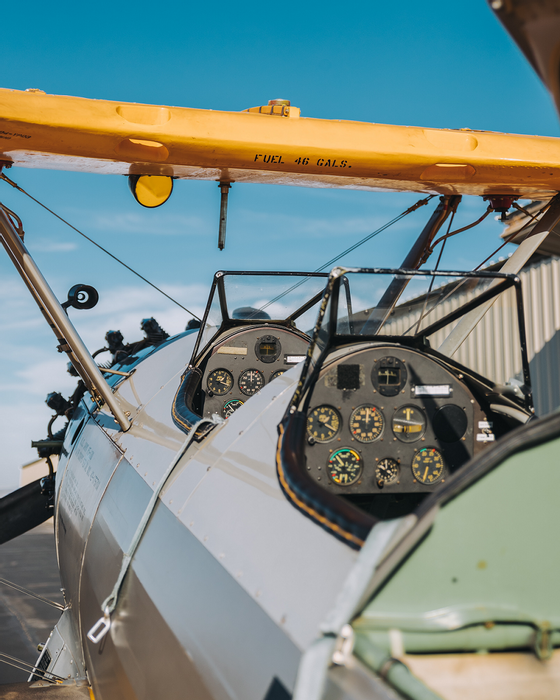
(87, 609, 111, 644)
(534, 623, 553, 661)
(332, 624, 355, 667)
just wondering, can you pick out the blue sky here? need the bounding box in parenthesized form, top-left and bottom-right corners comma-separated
(1, 0, 559, 488)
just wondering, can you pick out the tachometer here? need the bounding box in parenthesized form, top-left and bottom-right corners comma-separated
(412, 448, 444, 484)
(327, 448, 363, 486)
(350, 405, 384, 443)
(307, 405, 341, 442)
(239, 369, 265, 396)
(392, 405, 426, 442)
(207, 368, 234, 396)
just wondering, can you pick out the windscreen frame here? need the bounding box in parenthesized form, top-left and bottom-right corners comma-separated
(288, 266, 532, 412)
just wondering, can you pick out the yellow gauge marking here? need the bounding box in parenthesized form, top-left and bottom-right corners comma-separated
(393, 406, 426, 442)
(412, 448, 444, 484)
(307, 406, 341, 442)
(350, 405, 384, 443)
(328, 448, 362, 486)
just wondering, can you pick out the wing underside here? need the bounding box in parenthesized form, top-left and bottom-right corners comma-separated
(1, 88, 560, 198)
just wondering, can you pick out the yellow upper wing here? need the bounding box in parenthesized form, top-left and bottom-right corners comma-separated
(1, 88, 560, 198)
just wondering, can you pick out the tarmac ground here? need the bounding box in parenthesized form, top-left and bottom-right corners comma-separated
(0, 521, 62, 686)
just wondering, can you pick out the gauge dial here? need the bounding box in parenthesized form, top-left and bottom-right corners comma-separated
(372, 357, 407, 397)
(412, 448, 444, 484)
(350, 405, 384, 443)
(255, 335, 281, 363)
(307, 406, 341, 442)
(392, 405, 426, 442)
(375, 458, 399, 486)
(328, 448, 363, 486)
(207, 368, 234, 396)
(238, 369, 265, 396)
(223, 398, 244, 417)
(270, 369, 287, 381)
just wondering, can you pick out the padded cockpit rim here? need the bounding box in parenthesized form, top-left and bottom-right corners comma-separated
(171, 367, 203, 434)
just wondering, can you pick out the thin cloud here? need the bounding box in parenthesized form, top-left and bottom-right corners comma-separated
(80, 211, 210, 236)
(29, 240, 78, 253)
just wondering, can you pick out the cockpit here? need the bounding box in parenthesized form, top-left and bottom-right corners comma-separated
(278, 266, 533, 547)
(170, 265, 533, 547)
(171, 271, 329, 433)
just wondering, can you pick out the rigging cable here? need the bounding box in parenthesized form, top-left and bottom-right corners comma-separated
(473, 200, 551, 271)
(258, 194, 435, 314)
(412, 205, 457, 335)
(422, 205, 493, 260)
(0, 173, 201, 321)
(401, 201, 551, 336)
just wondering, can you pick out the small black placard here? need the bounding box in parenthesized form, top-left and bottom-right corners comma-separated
(337, 364, 360, 390)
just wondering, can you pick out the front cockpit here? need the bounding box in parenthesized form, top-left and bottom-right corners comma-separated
(171, 271, 329, 433)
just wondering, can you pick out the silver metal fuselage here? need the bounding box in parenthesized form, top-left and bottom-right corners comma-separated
(54, 332, 357, 699)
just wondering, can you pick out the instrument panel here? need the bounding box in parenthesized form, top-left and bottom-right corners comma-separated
(202, 327, 309, 419)
(304, 345, 490, 495)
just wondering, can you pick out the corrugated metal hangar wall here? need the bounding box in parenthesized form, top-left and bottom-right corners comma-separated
(384, 256, 560, 417)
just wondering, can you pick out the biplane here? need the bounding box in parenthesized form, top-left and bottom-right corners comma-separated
(1, 1, 560, 698)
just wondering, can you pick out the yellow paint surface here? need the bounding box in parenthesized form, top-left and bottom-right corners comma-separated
(1, 88, 560, 198)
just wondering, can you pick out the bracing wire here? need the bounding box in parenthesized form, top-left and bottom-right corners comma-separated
(258, 194, 435, 314)
(422, 205, 493, 260)
(472, 201, 551, 271)
(401, 201, 551, 336)
(0, 173, 201, 321)
(412, 206, 456, 335)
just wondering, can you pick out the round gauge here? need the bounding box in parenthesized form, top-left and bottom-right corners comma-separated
(392, 405, 426, 442)
(238, 369, 265, 396)
(375, 458, 399, 486)
(255, 335, 282, 363)
(372, 356, 407, 397)
(328, 448, 363, 486)
(223, 398, 244, 418)
(350, 405, 384, 443)
(207, 368, 234, 396)
(412, 448, 445, 485)
(307, 406, 341, 443)
(270, 369, 287, 381)
(433, 404, 468, 442)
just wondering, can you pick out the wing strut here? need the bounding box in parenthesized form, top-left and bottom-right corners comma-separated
(0, 204, 131, 432)
(361, 195, 461, 334)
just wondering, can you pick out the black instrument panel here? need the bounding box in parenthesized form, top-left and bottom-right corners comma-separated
(305, 345, 490, 495)
(202, 327, 309, 419)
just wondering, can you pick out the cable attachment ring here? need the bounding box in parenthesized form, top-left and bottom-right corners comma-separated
(87, 606, 112, 644)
